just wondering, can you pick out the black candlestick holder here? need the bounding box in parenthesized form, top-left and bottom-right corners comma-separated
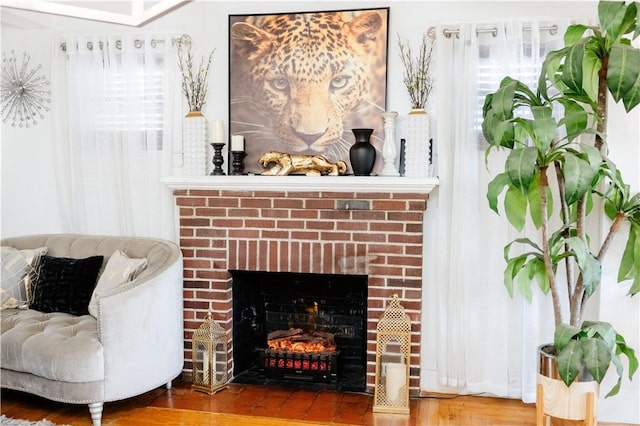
(231, 151, 246, 175)
(210, 143, 226, 176)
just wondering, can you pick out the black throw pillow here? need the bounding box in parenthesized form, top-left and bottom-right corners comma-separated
(30, 255, 104, 316)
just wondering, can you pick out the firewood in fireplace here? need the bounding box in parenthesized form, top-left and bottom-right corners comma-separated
(267, 328, 303, 341)
(267, 329, 336, 352)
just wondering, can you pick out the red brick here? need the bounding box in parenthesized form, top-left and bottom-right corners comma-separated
(273, 198, 304, 209)
(408, 200, 427, 211)
(194, 207, 227, 217)
(369, 265, 404, 277)
(229, 208, 259, 217)
(180, 218, 210, 227)
(406, 223, 423, 233)
(184, 259, 212, 269)
(388, 255, 422, 267)
(277, 219, 305, 229)
(372, 200, 408, 211)
(195, 228, 227, 238)
(213, 218, 244, 228)
(356, 192, 391, 199)
(208, 197, 239, 207)
(228, 230, 260, 240)
(369, 222, 404, 232)
(305, 199, 335, 209)
(291, 231, 320, 241)
(176, 196, 207, 206)
(350, 211, 386, 221)
(306, 221, 334, 230)
(189, 190, 219, 197)
(320, 232, 350, 241)
(246, 219, 276, 229)
(291, 210, 318, 219)
(262, 230, 289, 239)
(184, 300, 210, 310)
(387, 211, 423, 222)
(220, 190, 253, 198)
(336, 221, 367, 231)
(368, 244, 403, 255)
(180, 238, 211, 248)
(320, 210, 351, 220)
(289, 191, 321, 198)
(241, 198, 273, 208)
(179, 207, 194, 216)
(180, 228, 194, 237)
(352, 233, 386, 243)
(261, 209, 289, 218)
(388, 277, 422, 288)
(389, 233, 422, 244)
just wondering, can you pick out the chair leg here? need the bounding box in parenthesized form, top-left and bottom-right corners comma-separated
(88, 402, 103, 426)
(166, 379, 173, 390)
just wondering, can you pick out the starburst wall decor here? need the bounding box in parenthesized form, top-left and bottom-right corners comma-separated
(1, 50, 51, 127)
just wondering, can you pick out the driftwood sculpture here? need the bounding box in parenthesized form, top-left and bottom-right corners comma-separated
(258, 151, 347, 176)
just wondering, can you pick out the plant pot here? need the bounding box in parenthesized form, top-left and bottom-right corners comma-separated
(537, 344, 598, 425)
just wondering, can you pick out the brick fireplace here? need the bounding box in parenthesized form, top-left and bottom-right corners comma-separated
(164, 175, 437, 394)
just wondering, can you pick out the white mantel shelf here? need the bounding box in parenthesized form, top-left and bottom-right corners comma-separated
(162, 175, 439, 194)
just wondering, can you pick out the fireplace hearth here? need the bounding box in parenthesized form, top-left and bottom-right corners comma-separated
(231, 270, 367, 392)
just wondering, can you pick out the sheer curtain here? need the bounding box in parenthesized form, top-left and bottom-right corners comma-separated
(421, 20, 567, 402)
(53, 34, 181, 240)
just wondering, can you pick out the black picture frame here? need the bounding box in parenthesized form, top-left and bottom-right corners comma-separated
(228, 7, 389, 175)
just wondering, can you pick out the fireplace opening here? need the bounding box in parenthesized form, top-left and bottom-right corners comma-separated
(231, 270, 367, 392)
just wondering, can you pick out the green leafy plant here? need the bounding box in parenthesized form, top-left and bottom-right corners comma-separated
(398, 32, 435, 110)
(178, 46, 215, 112)
(482, 0, 640, 397)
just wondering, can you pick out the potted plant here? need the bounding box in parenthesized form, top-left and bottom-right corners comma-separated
(482, 0, 639, 413)
(178, 42, 215, 116)
(398, 32, 435, 114)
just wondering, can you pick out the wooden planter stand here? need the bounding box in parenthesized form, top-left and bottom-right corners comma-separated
(536, 374, 598, 426)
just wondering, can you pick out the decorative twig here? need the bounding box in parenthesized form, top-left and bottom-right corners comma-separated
(398, 33, 435, 110)
(178, 46, 215, 112)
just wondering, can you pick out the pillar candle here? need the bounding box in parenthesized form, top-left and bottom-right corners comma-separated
(231, 135, 245, 152)
(213, 120, 224, 144)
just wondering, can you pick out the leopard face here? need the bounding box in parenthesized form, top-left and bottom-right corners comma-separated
(230, 11, 386, 172)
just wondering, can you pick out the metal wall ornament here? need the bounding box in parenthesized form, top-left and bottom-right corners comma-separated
(1, 51, 51, 127)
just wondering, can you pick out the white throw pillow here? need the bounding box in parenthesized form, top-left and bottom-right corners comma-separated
(88, 249, 148, 317)
(1, 246, 48, 309)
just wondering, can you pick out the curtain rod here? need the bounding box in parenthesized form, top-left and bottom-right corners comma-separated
(442, 24, 558, 38)
(60, 34, 190, 52)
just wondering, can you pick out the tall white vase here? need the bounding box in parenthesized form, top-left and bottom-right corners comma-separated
(183, 112, 208, 176)
(403, 109, 430, 177)
(381, 111, 399, 176)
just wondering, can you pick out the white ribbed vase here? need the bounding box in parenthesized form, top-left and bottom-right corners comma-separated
(183, 112, 208, 176)
(403, 109, 430, 177)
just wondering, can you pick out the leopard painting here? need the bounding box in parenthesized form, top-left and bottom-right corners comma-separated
(229, 9, 388, 174)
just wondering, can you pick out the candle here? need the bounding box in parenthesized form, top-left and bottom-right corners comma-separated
(231, 135, 245, 152)
(213, 120, 224, 144)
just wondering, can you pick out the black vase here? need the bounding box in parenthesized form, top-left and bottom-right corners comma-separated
(350, 128, 376, 176)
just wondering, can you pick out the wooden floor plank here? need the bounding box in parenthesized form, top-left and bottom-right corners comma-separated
(1, 380, 637, 426)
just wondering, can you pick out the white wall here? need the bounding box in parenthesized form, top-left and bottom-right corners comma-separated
(2, 1, 638, 422)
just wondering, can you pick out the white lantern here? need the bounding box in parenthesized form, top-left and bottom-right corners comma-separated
(191, 311, 228, 394)
(373, 295, 411, 414)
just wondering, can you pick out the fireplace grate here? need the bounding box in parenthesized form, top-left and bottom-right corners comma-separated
(258, 348, 339, 383)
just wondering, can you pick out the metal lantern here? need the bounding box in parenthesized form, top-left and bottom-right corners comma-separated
(373, 295, 411, 414)
(191, 311, 228, 394)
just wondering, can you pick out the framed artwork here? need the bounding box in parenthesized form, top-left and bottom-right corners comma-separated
(229, 7, 389, 175)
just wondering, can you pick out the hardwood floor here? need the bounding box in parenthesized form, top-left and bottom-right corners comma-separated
(0, 380, 636, 426)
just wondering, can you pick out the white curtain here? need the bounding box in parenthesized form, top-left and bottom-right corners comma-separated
(422, 20, 568, 402)
(53, 34, 181, 241)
